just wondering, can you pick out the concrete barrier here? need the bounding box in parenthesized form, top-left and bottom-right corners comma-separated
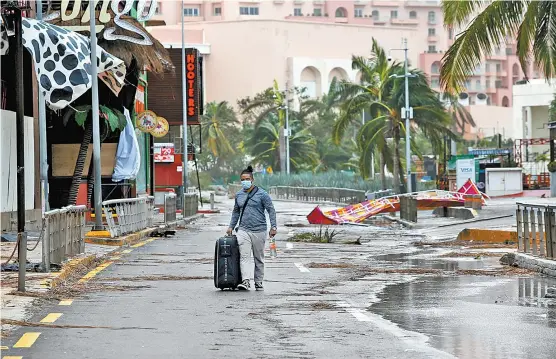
(457, 228, 517, 243)
(183, 193, 199, 218)
(433, 207, 477, 220)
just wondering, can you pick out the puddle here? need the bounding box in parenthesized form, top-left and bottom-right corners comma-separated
(369, 275, 556, 359)
(373, 251, 502, 271)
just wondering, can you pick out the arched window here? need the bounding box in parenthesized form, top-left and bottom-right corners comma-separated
(431, 61, 440, 74)
(335, 7, 347, 18)
(502, 96, 510, 107)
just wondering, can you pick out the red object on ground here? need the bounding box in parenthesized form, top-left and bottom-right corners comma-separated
(306, 180, 489, 225)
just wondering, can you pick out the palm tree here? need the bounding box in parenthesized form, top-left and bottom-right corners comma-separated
(335, 38, 454, 192)
(247, 113, 318, 172)
(440, 0, 556, 92)
(201, 101, 239, 159)
(443, 93, 476, 135)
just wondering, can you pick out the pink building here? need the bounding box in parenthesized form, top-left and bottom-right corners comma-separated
(147, 0, 530, 139)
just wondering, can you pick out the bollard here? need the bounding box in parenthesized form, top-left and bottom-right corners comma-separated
(464, 195, 473, 208)
(472, 194, 482, 210)
(210, 193, 215, 211)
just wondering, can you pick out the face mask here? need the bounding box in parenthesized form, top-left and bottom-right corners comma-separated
(241, 180, 252, 190)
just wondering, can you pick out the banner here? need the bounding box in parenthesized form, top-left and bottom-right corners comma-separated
(456, 159, 476, 189)
(154, 143, 175, 163)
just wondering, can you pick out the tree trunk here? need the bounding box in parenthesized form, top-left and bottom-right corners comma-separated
(398, 160, 407, 193)
(68, 121, 93, 206)
(379, 150, 387, 190)
(392, 128, 401, 194)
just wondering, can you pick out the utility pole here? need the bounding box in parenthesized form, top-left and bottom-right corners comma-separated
(10, 4, 27, 292)
(181, 0, 189, 196)
(90, 1, 103, 230)
(36, 0, 49, 214)
(389, 39, 415, 193)
(403, 38, 412, 193)
(285, 83, 290, 174)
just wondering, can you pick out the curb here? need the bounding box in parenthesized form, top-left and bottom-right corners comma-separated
(382, 215, 418, 229)
(85, 228, 158, 246)
(50, 254, 98, 288)
(177, 214, 204, 227)
(457, 228, 517, 243)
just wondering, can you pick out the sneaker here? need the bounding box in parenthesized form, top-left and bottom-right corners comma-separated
(255, 282, 264, 291)
(237, 279, 250, 290)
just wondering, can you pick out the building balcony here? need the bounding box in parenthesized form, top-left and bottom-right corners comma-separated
(372, 1, 400, 7)
(335, 17, 348, 23)
(427, 35, 439, 42)
(391, 18, 419, 25)
(487, 53, 507, 61)
(405, 0, 441, 7)
(274, 0, 285, 3)
(313, 0, 325, 4)
(293, 0, 304, 4)
(183, 16, 205, 22)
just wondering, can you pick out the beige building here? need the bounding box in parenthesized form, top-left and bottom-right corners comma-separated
(147, 0, 536, 140)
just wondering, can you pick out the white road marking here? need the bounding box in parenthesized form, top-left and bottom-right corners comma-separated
(294, 262, 310, 273)
(286, 243, 293, 249)
(336, 301, 371, 322)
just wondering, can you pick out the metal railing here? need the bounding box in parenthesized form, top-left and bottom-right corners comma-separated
(268, 186, 366, 204)
(516, 203, 556, 259)
(102, 196, 155, 238)
(183, 193, 199, 218)
(164, 193, 177, 224)
(43, 205, 87, 270)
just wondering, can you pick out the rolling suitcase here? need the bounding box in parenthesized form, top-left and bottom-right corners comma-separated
(214, 235, 242, 290)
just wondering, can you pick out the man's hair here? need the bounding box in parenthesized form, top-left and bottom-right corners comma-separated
(241, 165, 254, 179)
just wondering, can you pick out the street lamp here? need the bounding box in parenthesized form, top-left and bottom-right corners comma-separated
(274, 88, 290, 174)
(389, 38, 417, 193)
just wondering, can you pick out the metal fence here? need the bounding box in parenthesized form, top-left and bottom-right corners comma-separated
(268, 186, 366, 204)
(164, 193, 177, 224)
(43, 205, 87, 270)
(183, 193, 199, 218)
(516, 203, 556, 259)
(102, 196, 155, 238)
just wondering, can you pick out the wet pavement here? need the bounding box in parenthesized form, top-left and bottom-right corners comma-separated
(2, 198, 556, 358)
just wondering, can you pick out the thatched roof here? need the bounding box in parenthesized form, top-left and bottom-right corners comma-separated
(46, 11, 174, 74)
(98, 15, 174, 74)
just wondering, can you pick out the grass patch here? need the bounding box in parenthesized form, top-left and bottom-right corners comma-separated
(438, 251, 504, 258)
(288, 226, 340, 243)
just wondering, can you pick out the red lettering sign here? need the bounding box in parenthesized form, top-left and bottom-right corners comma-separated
(184, 48, 200, 124)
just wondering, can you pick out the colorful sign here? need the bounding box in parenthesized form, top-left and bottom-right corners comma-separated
(136, 110, 157, 132)
(154, 143, 175, 163)
(456, 159, 476, 189)
(150, 116, 169, 138)
(185, 48, 200, 125)
(44, 0, 157, 44)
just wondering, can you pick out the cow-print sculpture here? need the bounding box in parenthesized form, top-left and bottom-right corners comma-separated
(18, 18, 127, 110)
(0, 22, 7, 56)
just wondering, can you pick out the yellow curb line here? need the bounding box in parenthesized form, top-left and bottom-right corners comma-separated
(58, 299, 73, 306)
(50, 255, 98, 288)
(78, 262, 114, 283)
(457, 228, 517, 243)
(85, 228, 157, 246)
(3, 356, 23, 359)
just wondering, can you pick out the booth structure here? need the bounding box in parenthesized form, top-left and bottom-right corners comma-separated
(485, 168, 523, 197)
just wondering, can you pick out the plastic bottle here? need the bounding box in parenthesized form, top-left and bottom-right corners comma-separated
(269, 237, 277, 258)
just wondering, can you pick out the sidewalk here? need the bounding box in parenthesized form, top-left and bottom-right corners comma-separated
(1, 210, 206, 337)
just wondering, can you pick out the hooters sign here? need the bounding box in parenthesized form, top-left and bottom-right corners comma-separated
(185, 48, 200, 125)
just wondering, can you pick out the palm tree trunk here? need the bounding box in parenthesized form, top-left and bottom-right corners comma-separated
(392, 129, 401, 194)
(68, 121, 93, 206)
(379, 150, 387, 190)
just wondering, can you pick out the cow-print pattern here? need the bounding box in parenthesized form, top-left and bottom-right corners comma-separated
(21, 18, 126, 110)
(0, 21, 7, 56)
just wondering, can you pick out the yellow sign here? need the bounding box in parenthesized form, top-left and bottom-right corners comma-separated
(266, 166, 273, 174)
(150, 117, 169, 138)
(136, 110, 157, 132)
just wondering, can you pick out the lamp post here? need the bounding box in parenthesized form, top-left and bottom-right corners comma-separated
(389, 38, 416, 193)
(275, 85, 290, 174)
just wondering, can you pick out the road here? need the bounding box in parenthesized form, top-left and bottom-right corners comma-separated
(2, 200, 556, 359)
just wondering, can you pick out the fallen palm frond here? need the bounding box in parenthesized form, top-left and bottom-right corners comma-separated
(1, 319, 155, 331)
(306, 262, 356, 269)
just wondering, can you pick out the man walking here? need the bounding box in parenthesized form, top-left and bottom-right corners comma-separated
(227, 166, 277, 291)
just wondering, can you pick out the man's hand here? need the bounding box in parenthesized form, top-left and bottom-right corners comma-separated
(226, 227, 233, 236)
(269, 228, 277, 238)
